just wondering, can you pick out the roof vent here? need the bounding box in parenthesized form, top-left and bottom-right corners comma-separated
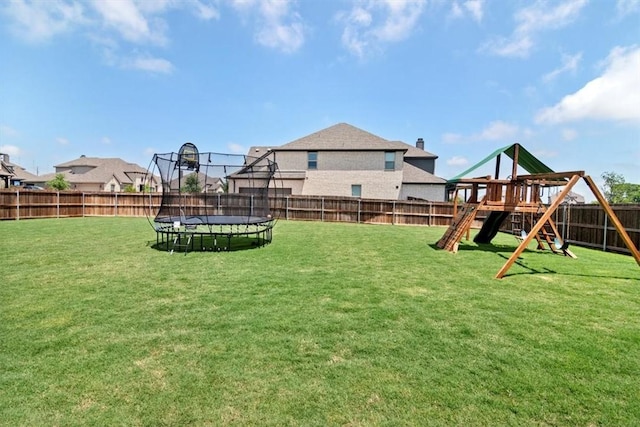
(416, 138, 424, 150)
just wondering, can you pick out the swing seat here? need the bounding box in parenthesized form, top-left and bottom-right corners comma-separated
(514, 229, 528, 241)
(554, 238, 570, 251)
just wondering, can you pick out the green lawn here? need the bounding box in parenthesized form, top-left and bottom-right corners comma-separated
(1, 217, 639, 426)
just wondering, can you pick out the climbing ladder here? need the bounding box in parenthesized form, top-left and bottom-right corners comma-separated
(436, 201, 482, 252)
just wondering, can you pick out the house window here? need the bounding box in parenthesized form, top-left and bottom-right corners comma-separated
(351, 184, 361, 198)
(385, 151, 395, 170)
(307, 151, 317, 169)
(110, 184, 116, 192)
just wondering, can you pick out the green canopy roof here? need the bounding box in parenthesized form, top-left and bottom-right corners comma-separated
(449, 143, 554, 183)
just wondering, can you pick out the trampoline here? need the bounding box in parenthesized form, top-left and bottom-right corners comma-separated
(145, 142, 280, 253)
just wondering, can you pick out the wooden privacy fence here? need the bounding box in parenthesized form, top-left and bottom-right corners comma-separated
(552, 203, 640, 255)
(1, 190, 638, 255)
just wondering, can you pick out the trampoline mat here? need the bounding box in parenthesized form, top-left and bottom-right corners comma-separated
(155, 215, 272, 226)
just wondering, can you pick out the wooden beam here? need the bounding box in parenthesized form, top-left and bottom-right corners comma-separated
(495, 153, 501, 179)
(511, 143, 519, 180)
(496, 174, 581, 279)
(583, 175, 640, 266)
(452, 178, 511, 184)
(517, 171, 585, 180)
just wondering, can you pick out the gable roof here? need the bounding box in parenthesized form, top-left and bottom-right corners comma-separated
(53, 156, 147, 185)
(0, 159, 13, 177)
(277, 123, 404, 151)
(449, 143, 554, 183)
(11, 164, 39, 182)
(0, 155, 39, 182)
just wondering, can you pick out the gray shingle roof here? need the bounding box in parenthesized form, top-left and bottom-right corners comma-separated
(277, 123, 404, 151)
(53, 156, 147, 185)
(1, 157, 39, 181)
(402, 163, 447, 184)
(392, 141, 438, 159)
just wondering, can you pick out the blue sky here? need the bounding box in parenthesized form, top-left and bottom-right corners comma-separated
(1, 0, 639, 198)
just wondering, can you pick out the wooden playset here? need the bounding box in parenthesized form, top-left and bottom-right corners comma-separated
(436, 143, 640, 278)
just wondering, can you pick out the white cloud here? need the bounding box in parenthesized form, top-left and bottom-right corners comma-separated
(187, 0, 219, 21)
(56, 137, 70, 145)
(126, 54, 174, 74)
(444, 121, 523, 144)
(476, 120, 519, 141)
(337, 0, 426, 59)
(0, 144, 22, 156)
(91, 0, 167, 45)
(231, 0, 305, 53)
(542, 52, 582, 82)
(447, 156, 468, 166)
(2, 0, 87, 43)
(464, 0, 484, 23)
(481, 0, 587, 58)
(0, 124, 20, 138)
(617, 0, 640, 16)
(536, 45, 640, 125)
(561, 128, 578, 141)
(227, 142, 246, 154)
(532, 149, 559, 158)
(442, 132, 463, 143)
(2, 0, 219, 71)
(450, 2, 463, 19)
(101, 136, 112, 144)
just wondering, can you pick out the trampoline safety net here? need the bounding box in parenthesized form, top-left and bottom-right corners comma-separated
(146, 142, 279, 253)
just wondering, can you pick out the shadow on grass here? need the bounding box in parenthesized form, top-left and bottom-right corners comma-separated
(494, 253, 640, 281)
(429, 241, 640, 281)
(147, 235, 271, 253)
(427, 241, 527, 254)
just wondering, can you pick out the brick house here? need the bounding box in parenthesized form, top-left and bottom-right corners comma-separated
(34, 155, 159, 192)
(235, 123, 446, 201)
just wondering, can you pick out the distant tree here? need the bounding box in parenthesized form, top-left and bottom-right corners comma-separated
(618, 183, 640, 203)
(47, 173, 70, 190)
(182, 174, 202, 193)
(123, 184, 136, 193)
(601, 171, 640, 203)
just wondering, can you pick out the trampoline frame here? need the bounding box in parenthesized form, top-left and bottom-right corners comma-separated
(146, 143, 279, 253)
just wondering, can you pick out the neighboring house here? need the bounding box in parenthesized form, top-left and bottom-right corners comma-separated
(0, 153, 39, 188)
(169, 172, 226, 193)
(549, 191, 585, 205)
(233, 123, 446, 201)
(35, 155, 159, 192)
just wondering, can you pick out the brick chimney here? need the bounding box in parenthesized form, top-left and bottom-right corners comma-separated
(416, 138, 424, 150)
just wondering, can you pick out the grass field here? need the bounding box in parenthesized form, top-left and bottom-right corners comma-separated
(1, 217, 639, 426)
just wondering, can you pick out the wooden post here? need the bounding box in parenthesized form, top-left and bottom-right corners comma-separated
(603, 214, 608, 251)
(583, 175, 640, 265)
(496, 174, 581, 279)
(511, 143, 519, 180)
(495, 154, 501, 179)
